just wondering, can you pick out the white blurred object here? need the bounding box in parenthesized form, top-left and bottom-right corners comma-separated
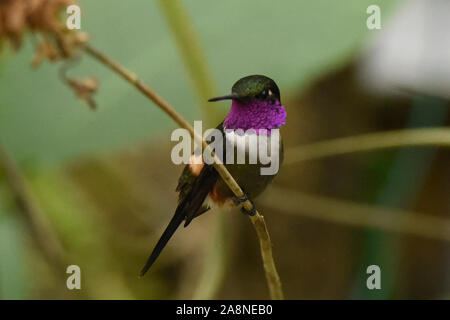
(358, 0, 450, 99)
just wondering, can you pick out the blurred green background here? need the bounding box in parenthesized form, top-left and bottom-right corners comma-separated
(1, 0, 449, 299)
(0, 0, 398, 164)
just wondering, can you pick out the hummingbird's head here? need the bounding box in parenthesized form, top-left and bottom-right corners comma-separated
(209, 75, 286, 133)
(209, 75, 281, 104)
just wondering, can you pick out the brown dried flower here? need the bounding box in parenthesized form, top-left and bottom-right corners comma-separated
(1, 0, 97, 110)
(0, 0, 84, 61)
(65, 76, 99, 110)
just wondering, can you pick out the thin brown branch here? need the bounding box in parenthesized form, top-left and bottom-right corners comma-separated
(82, 43, 284, 299)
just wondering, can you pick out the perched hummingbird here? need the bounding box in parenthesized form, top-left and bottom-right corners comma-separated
(140, 75, 286, 276)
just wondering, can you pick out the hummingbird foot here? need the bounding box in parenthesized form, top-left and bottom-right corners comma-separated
(239, 197, 257, 216)
(233, 193, 249, 204)
(233, 193, 256, 216)
(241, 203, 257, 216)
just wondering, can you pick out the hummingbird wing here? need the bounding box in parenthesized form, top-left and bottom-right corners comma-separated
(176, 122, 226, 226)
(176, 164, 213, 227)
(140, 122, 225, 275)
(140, 163, 218, 276)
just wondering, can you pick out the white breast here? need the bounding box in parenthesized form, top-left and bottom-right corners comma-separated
(223, 129, 280, 164)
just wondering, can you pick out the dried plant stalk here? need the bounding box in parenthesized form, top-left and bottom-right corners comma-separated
(82, 43, 284, 300)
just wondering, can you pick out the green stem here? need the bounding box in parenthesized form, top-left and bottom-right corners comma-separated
(284, 128, 450, 164)
(157, 0, 223, 126)
(263, 187, 450, 242)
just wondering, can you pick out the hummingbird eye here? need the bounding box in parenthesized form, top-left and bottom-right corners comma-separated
(257, 89, 269, 100)
(256, 89, 275, 101)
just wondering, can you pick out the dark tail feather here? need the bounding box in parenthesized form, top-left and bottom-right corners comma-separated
(184, 206, 210, 227)
(140, 165, 218, 276)
(139, 205, 186, 277)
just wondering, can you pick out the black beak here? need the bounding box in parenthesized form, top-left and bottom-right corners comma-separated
(208, 93, 239, 102)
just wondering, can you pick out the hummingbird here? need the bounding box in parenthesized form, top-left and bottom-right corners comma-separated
(140, 75, 286, 276)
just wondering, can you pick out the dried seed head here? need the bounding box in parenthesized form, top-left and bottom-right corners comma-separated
(0, 0, 82, 61)
(66, 76, 99, 110)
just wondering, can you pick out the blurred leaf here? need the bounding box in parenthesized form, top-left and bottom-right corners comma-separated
(0, 203, 29, 299)
(0, 0, 399, 165)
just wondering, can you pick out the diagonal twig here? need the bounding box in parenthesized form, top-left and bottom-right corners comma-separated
(81, 43, 284, 300)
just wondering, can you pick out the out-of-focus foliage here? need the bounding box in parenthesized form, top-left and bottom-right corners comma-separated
(0, 0, 399, 165)
(0, 202, 28, 299)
